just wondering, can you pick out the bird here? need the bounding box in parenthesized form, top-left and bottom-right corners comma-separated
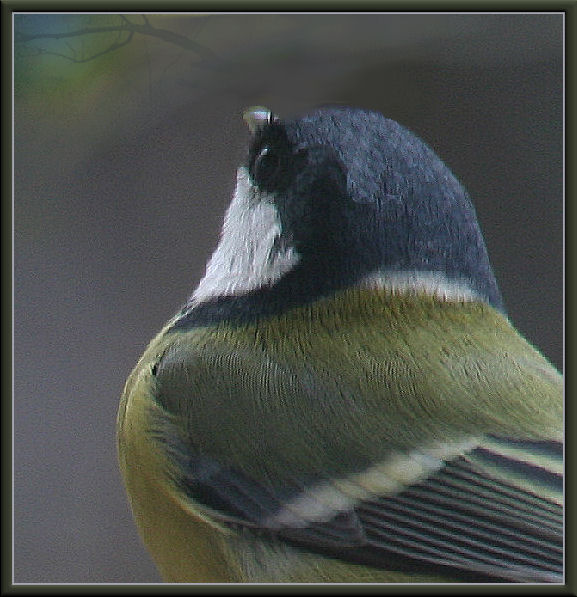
(117, 105, 563, 583)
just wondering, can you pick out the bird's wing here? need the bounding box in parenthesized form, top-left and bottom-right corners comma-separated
(284, 436, 563, 583)
(153, 413, 562, 583)
(148, 300, 563, 583)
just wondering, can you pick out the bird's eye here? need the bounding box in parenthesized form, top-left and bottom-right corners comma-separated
(252, 145, 283, 189)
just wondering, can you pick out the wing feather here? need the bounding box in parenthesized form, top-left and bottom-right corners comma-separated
(156, 421, 563, 583)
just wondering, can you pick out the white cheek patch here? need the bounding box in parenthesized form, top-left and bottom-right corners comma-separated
(192, 167, 300, 304)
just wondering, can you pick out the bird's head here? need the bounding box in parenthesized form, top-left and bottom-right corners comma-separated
(191, 106, 503, 315)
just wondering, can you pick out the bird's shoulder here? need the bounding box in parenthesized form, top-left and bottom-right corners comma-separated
(151, 288, 561, 445)
(120, 289, 563, 582)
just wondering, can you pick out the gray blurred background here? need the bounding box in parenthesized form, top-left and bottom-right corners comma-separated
(14, 13, 563, 583)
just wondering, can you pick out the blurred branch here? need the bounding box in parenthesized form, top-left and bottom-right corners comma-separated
(31, 31, 135, 64)
(15, 15, 218, 65)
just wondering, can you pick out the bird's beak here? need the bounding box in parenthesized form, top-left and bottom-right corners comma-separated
(243, 106, 278, 134)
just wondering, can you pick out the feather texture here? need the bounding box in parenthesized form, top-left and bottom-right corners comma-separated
(118, 288, 563, 583)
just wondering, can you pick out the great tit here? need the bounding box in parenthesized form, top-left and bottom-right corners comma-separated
(117, 106, 563, 583)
